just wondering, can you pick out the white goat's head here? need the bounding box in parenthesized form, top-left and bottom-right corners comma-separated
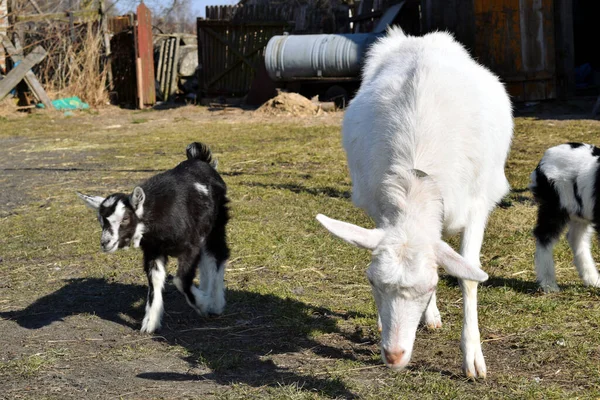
(316, 206, 487, 370)
(77, 187, 146, 253)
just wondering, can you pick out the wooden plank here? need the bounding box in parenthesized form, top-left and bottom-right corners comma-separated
(15, 9, 99, 22)
(554, 0, 574, 100)
(136, 2, 155, 107)
(100, 0, 113, 91)
(0, 46, 46, 101)
(0, 36, 53, 108)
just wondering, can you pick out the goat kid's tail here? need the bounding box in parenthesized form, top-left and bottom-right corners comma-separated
(186, 142, 218, 169)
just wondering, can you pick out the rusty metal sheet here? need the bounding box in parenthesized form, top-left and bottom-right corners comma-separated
(136, 3, 155, 107)
(473, 0, 556, 101)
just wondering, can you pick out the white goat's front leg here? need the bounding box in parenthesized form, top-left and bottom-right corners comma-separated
(458, 210, 487, 379)
(567, 220, 600, 287)
(421, 291, 442, 329)
(141, 256, 167, 333)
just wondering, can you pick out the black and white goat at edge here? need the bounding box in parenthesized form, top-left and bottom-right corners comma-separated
(77, 142, 230, 333)
(530, 142, 600, 292)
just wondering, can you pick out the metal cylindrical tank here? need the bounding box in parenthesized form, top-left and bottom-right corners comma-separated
(265, 33, 381, 81)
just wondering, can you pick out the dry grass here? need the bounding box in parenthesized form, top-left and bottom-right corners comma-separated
(0, 107, 600, 399)
(40, 24, 109, 107)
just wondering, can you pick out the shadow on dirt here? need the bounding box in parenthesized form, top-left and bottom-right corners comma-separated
(0, 277, 364, 398)
(439, 274, 540, 295)
(242, 181, 351, 199)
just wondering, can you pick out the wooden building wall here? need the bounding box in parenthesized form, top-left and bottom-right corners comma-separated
(422, 0, 573, 102)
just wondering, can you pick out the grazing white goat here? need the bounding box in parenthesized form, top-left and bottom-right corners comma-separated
(317, 27, 513, 378)
(530, 142, 600, 292)
(78, 142, 230, 333)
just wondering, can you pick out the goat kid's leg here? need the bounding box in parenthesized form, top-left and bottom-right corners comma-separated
(421, 291, 442, 329)
(199, 248, 227, 316)
(533, 203, 568, 292)
(141, 256, 167, 333)
(175, 251, 211, 316)
(459, 208, 487, 379)
(204, 226, 229, 316)
(567, 220, 600, 287)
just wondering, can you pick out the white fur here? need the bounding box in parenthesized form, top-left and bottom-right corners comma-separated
(132, 222, 146, 248)
(317, 27, 512, 378)
(141, 259, 166, 333)
(194, 182, 210, 196)
(174, 249, 226, 316)
(531, 143, 600, 291)
(103, 201, 126, 252)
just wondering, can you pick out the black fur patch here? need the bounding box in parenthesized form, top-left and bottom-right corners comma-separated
(592, 145, 600, 158)
(568, 142, 584, 149)
(573, 180, 583, 216)
(531, 166, 569, 246)
(593, 161, 600, 227)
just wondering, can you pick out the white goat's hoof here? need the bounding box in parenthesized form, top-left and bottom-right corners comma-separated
(140, 315, 161, 333)
(424, 316, 442, 330)
(463, 346, 487, 379)
(422, 309, 442, 330)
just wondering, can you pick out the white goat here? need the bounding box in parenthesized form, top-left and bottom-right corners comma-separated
(530, 142, 600, 292)
(317, 27, 513, 378)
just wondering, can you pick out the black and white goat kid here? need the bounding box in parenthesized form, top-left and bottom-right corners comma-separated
(78, 142, 230, 333)
(530, 142, 600, 292)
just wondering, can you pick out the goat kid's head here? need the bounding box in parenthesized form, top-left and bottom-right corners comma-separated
(316, 213, 488, 371)
(77, 187, 146, 253)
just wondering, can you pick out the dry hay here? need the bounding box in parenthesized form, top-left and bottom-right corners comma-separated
(256, 92, 321, 116)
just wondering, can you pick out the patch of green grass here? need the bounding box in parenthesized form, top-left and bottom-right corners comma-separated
(0, 350, 67, 377)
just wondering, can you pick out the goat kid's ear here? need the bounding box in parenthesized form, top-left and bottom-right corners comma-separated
(316, 214, 384, 250)
(130, 187, 145, 211)
(434, 241, 489, 282)
(77, 192, 104, 210)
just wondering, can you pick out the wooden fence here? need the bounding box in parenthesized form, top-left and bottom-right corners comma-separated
(198, 6, 289, 97)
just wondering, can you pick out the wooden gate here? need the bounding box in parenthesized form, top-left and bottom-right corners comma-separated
(198, 6, 288, 97)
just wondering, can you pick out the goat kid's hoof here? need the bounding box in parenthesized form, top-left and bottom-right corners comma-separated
(539, 282, 560, 293)
(140, 317, 161, 334)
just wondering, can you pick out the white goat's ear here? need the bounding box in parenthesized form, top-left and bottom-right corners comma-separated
(316, 214, 384, 250)
(77, 192, 104, 210)
(130, 187, 145, 211)
(434, 241, 489, 282)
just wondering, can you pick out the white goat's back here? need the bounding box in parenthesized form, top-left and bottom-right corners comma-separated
(344, 28, 513, 232)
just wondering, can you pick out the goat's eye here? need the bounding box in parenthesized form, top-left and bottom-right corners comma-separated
(122, 216, 130, 225)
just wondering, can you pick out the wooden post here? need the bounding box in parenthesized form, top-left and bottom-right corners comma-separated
(0, 46, 47, 101)
(99, 0, 113, 91)
(0, 0, 8, 73)
(554, 0, 575, 100)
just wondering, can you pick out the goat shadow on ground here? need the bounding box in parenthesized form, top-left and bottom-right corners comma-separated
(440, 274, 600, 296)
(0, 277, 371, 398)
(439, 275, 540, 294)
(242, 181, 351, 199)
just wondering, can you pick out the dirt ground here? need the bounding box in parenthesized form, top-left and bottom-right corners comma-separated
(1, 100, 600, 399)
(0, 106, 355, 400)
